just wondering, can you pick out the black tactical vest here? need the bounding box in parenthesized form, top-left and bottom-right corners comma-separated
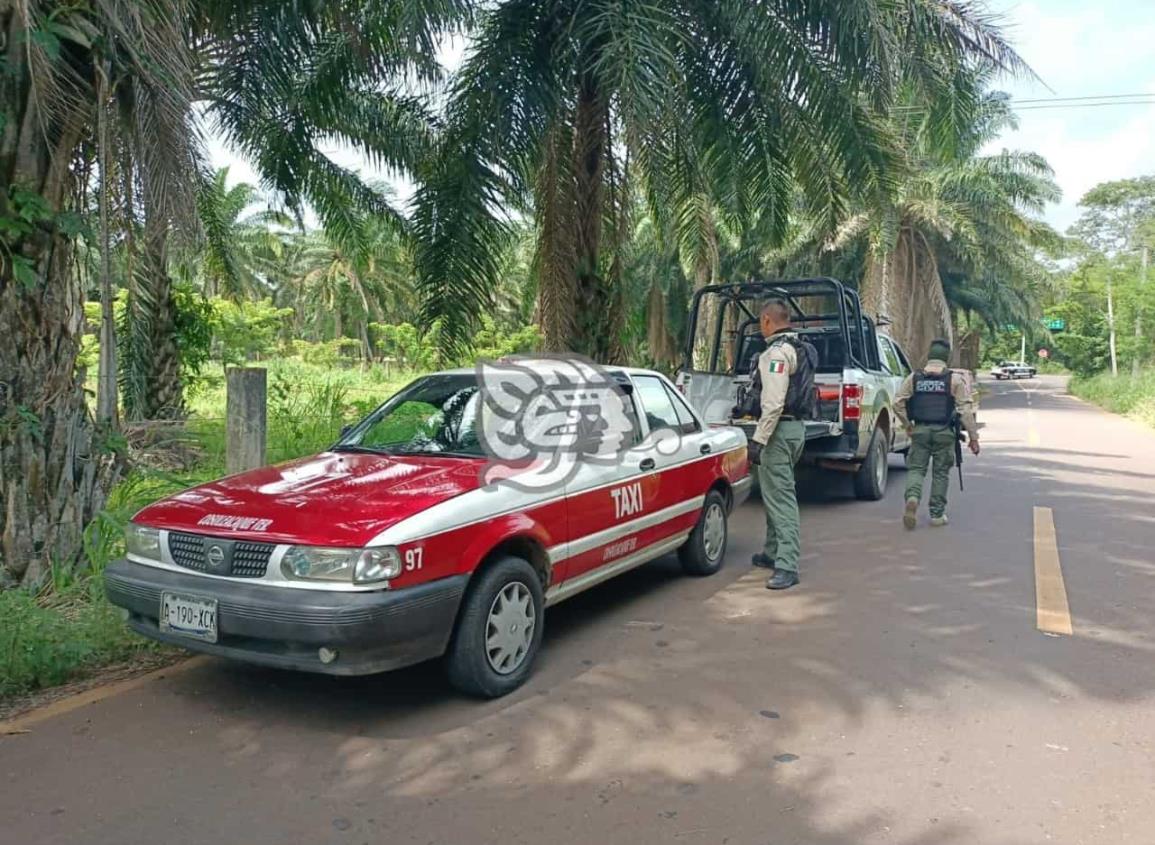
(733, 334, 818, 420)
(774, 335, 818, 420)
(908, 370, 955, 425)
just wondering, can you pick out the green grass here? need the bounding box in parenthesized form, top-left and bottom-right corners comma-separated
(1, 358, 427, 703)
(182, 359, 416, 470)
(0, 474, 188, 699)
(1070, 369, 1155, 429)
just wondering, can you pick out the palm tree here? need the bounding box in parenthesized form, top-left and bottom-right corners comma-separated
(848, 82, 1060, 362)
(413, 0, 1025, 361)
(189, 167, 294, 300)
(1, 0, 467, 584)
(1, 0, 200, 586)
(130, 0, 468, 415)
(279, 223, 417, 357)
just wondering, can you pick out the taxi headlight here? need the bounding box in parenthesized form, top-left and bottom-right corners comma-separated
(125, 523, 162, 560)
(281, 546, 401, 584)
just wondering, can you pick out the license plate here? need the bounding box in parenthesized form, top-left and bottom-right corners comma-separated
(160, 592, 218, 643)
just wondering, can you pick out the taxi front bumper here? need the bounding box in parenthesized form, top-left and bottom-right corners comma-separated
(105, 559, 467, 675)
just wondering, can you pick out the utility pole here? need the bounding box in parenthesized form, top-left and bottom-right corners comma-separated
(1020, 333, 1026, 364)
(1135, 244, 1148, 378)
(1107, 274, 1119, 377)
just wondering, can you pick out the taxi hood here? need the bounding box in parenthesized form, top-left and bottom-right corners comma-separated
(133, 452, 488, 546)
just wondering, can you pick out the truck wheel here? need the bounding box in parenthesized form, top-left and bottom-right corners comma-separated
(678, 490, 729, 576)
(853, 429, 888, 501)
(446, 556, 544, 699)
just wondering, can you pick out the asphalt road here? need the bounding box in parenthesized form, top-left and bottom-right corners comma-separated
(4, 375, 1155, 845)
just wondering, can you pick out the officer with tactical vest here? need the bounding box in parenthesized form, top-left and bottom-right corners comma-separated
(894, 339, 980, 529)
(746, 300, 817, 590)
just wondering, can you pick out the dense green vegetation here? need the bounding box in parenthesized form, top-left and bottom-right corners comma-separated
(1071, 370, 1155, 429)
(0, 358, 430, 699)
(0, 1, 1149, 698)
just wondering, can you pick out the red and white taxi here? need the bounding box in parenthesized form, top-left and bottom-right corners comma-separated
(106, 365, 750, 697)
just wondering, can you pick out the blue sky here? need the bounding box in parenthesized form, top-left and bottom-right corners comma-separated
(207, 1, 1155, 234)
(984, 0, 1155, 230)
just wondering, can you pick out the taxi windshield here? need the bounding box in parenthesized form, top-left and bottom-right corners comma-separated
(334, 373, 484, 457)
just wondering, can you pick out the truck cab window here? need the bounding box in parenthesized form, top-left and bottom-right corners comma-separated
(879, 338, 904, 375)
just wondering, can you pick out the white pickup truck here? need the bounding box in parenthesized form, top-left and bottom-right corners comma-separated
(990, 360, 1036, 380)
(675, 278, 914, 500)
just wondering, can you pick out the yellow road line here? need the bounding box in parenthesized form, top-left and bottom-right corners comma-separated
(1034, 507, 1073, 635)
(0, 657, 209, 735)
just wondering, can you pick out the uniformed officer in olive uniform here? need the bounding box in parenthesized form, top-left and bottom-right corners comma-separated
(894, 339, 980, 529)
(748, 300, 807, 590)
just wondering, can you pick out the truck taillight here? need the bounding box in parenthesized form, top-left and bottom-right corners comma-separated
(842, 384, 862, 421)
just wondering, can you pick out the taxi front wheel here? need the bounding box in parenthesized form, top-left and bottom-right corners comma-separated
(679, 490, 729, 576)
(446, 555, 545, 699)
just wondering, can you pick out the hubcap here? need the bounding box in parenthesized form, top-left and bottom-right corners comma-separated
(485, 582, 536, 675)
(875, 440, 888, 489)
(702, 502, 727, 561)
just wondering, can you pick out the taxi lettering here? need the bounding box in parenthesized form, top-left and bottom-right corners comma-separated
(602, 537, 638, 561)
(196, 514, 273, 531)
(611, 481, 644, 520)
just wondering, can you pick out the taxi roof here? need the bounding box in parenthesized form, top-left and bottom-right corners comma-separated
(431, 363, 664, 379)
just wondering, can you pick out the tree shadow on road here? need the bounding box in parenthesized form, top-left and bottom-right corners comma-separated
(11, 373, 1146, 845)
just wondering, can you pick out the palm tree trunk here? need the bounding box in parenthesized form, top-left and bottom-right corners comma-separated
(1, 34, 119, 586)
(141, 236, 185, 418)
(571, 76, 617, 362)
(95, 68, 119, 426)
(360, 320, 374, 364)
(535, 121, 578, 353)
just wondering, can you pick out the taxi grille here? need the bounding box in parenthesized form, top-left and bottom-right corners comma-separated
(167, 532, 274, 578)
(232, 542, 274, 578)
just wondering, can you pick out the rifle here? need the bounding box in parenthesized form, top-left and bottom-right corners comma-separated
(952, 416, 964, 491)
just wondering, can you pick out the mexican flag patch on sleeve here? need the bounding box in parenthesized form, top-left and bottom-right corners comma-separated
(768, 359, 787, 374)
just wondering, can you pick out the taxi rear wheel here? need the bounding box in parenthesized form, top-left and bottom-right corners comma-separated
(446, 555, 544, 698)
(678, 489, 729, 576)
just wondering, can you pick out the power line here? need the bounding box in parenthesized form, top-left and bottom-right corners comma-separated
(1010, 93, 1155, 104)
(1014, 100, 1155, 111)
(891, 93, 1155, 114)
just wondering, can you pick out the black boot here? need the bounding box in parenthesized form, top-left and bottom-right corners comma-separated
(751, 553, 775, 570)
(766, 569, 799, 590)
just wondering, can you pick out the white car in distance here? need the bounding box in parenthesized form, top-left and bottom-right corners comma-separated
(990, 361, 1036, 380)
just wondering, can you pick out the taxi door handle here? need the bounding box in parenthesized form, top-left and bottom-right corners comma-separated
(699, 443, 711, 454)
(639, 457, 656, 472)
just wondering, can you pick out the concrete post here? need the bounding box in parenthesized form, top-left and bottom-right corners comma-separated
(226, 367, 267, 474)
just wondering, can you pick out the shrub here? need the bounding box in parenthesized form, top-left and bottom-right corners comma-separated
(1071, 369, 1155, 428)
(211, 298, 294, 364)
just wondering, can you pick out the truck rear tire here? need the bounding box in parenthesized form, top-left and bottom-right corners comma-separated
(853, 429, 888, 501)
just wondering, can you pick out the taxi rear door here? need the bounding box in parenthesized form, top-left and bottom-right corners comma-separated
(554, 374, 709, 594)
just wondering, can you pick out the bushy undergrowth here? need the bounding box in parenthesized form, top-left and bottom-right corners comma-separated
(1070, 369, 1155, 428)
(2, 358, 423, 702)
(0, 474, 186, 698)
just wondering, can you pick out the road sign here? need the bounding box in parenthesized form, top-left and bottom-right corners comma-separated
(1044, 318, 1066, 331)
(1038, 348, 1050, 359)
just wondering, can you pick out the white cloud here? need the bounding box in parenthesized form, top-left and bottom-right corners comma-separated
(985, 0, 1155, 231)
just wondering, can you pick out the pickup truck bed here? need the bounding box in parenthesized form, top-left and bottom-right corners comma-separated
(677, 278, 915, 501)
